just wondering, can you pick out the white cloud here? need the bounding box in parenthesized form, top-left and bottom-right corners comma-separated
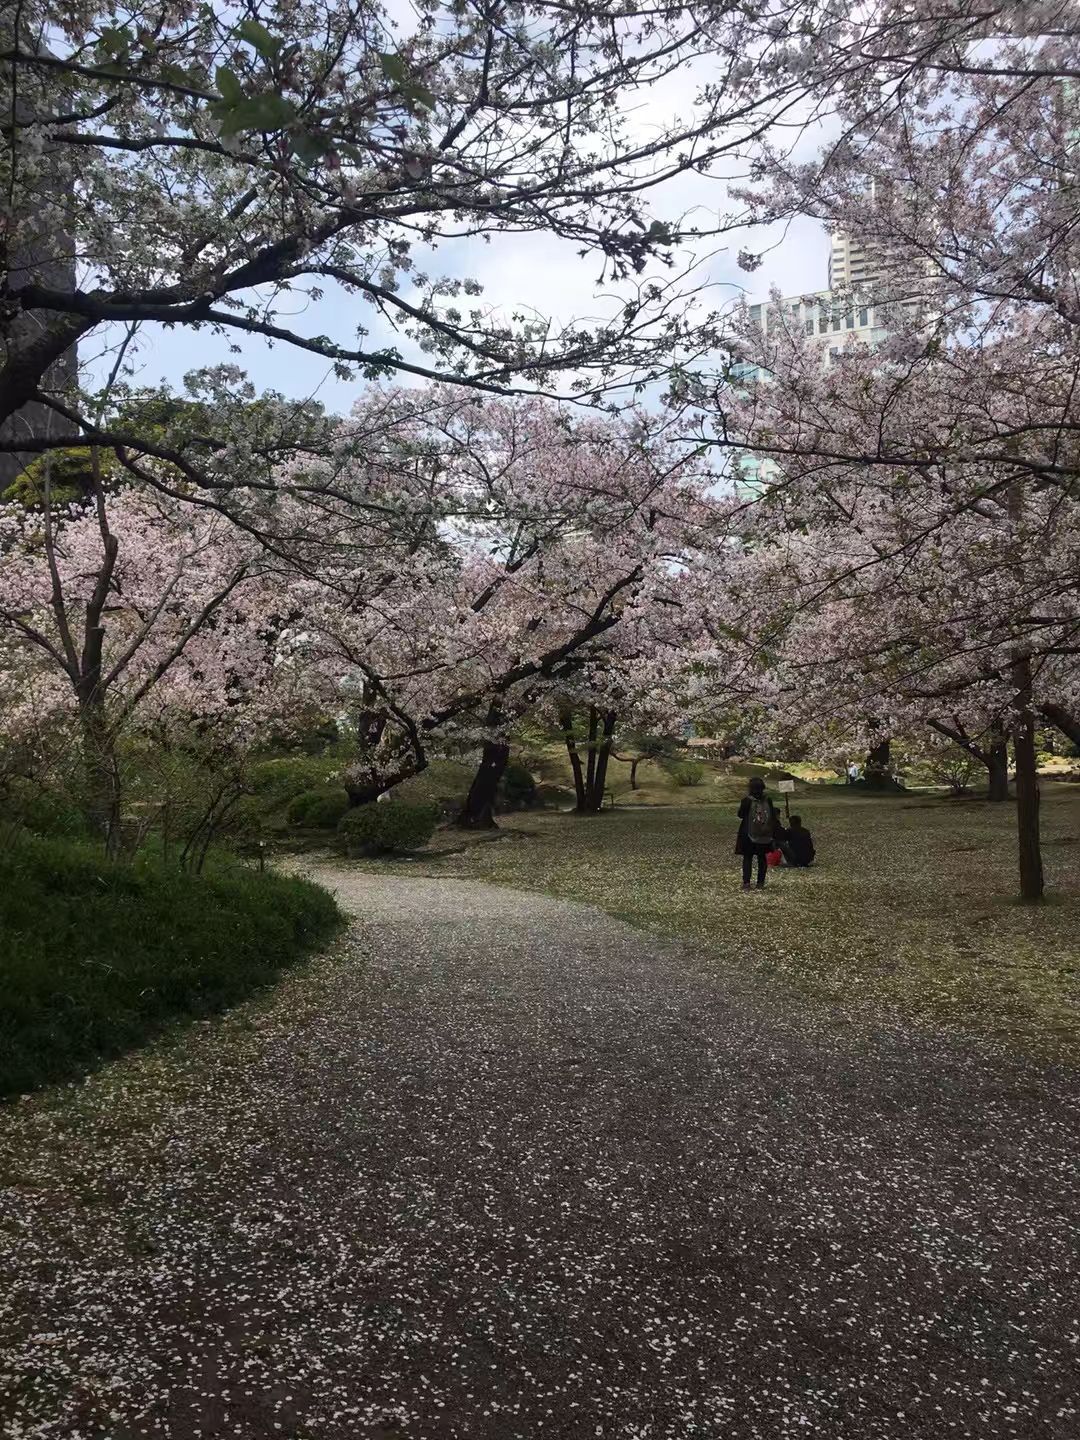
(84, 31, 837, 412)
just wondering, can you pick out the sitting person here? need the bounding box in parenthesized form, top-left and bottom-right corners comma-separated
(781, 814, 815, 867)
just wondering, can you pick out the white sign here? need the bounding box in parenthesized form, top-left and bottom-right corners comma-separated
(777, 779, 796, 793)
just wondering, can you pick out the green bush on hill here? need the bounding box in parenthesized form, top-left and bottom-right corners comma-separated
(499, 761, 537, 810)
(286, 786, 350, 829)
(337, 800, 439, 854)
(0, 835, 341, 1095)
(248, 755, 344, 809)
(666, 760, 706, 787)
(6, 777, 91, 839)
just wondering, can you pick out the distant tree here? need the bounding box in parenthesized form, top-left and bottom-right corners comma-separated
(612, 732, 676, 790)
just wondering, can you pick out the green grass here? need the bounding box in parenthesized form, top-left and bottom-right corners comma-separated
(369, 783, 1080, 1060)
(517, 741, 830, 808)
(0, 835, 342, 1096)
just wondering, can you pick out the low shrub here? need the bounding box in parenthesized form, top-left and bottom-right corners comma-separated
(499, 761, 537, 811)
(0, 835, 342, 1095)
(286, 786, 350, 830)
(667, 760, 706, 787)
(391, 759, 477, 818)
(337, 800, 439, 854)
(249, 754, 342, 807)
(6, 777, 91, 839)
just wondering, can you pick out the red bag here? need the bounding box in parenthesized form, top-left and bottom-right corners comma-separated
(765, 847, 783, 867)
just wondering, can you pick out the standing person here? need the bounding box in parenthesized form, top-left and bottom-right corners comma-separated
(736, 776, 778, 891)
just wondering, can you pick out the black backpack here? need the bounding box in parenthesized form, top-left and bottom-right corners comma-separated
(747, 796, 774, 845)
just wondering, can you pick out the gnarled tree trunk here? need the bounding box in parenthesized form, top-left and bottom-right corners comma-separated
(559, 703, 588, 810)
(559, 704, 617, 812)
(863, 736, 894, 789)
(457, 738, 510, 828)
(929, 719, 1010, 801)
(457, 703, 510, 829)
(1040, 701, 1080, 753)
(78, 695, 121, 857)
(344, 754, 426, 808)
(590, 710, 617, 808)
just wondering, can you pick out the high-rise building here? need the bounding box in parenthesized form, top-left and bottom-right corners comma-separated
(828, 230, 880, 291)
(745, 289, 891, 372)
(733, 228, 914, 487)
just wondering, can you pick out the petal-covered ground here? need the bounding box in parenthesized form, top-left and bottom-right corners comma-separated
(2, 869, 1078, 1439)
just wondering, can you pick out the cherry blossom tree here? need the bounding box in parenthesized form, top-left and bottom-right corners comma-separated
(281, 393, 722, 821)
(678, 7, 1080, 901)
(0, 0, 861, 463)
(693, 448, 1079, 897)
(0, 458, 290, 851)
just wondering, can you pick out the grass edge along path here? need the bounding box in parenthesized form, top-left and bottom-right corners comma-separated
(353, 787, 1080, 1064)
(0, 835, 342, 1097)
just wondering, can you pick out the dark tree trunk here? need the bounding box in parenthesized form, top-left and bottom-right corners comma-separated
(629, 757, 640, 790)
(77, 655, 121, 857)
(590, 710, 617, 806)
(1011, 658, 1044, 902)
(929, 718, 1010, 801)
(71, 449, 121, 855)
(574, 708, 617, 813)
(559, 705, 617, 813)
(559, 704, 588, 810)
(80, 706, 121, 856)
(344, 778, 386, 807)
(457, 735, 510, 830)
(1040, 701, 1080, 752)
(584, 706, 599, 804)
(986, 735, 1010, 802)
(863, 737, 893, 788)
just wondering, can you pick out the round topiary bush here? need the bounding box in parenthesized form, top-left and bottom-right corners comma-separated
(286, 787, 350, 830)
(667, 760, 706, 787)
(499, 761, 537, 811)
(337, 800, 439, 855)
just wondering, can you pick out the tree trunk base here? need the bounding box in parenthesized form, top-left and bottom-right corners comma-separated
(1012, 659, 1045, 902)
(456, 736, 509, 830)
(455, 810, 499, 830)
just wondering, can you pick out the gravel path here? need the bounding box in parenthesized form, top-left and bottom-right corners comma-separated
(2, 867, 1079, 1439)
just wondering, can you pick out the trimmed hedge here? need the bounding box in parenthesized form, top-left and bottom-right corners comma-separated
(285, 786, 350, 829)
(337, 800, 439, 854)
(0, 836, 342, 1095)
(499, 761, 537, 811)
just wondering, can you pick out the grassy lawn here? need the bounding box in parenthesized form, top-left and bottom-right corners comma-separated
(376, 781, 1080, 1061)
(0, 836, 342, 1096)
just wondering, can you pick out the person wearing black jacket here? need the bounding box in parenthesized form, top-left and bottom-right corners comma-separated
(781, 814, 816, 868)
(735, 776, 779, 890)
